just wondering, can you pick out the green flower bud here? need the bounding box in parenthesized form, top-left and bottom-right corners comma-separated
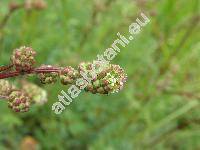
(79, 62, 127, 94)
(97, 87, 107, 94)
(103, 64, 127, 93)
(8, 90, 30, 112)
(11, 46, 36, 72)
(60, 67, 79, 85)
(78, 62, 92, 72)
(38, 65, 59, 84)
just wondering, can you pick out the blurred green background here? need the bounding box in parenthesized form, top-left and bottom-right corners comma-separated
(0, 0, 200, 149)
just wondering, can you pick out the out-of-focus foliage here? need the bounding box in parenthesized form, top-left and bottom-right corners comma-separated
(0, 0, 199, 149)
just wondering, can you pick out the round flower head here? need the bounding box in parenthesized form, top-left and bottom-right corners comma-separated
(8, 90, 30, 112)
(38, 65, 59, 84)
(78, 62, 127, 94)
(11, 46, 36, 72)
(60, 66, 79, 85)
(0, 79, 15, 97)
(78, 62, 100, 81)
(102, 64, 127, 93)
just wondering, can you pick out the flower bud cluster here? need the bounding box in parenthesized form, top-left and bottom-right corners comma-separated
(37, 62, 127, 95)
(60, 67, 79, 85)
(102, 64, 127, 93)
(37, 65, 59, 84)
(78, 62, 127, 94)
(0, 45, 128, 113)
(11, 46, 36, 72)
(8, 90, 30, 112)
(0, 79, 48, 112)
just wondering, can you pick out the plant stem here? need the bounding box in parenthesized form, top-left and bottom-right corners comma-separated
(0, 71, 20, 79)
(0, 66, 62, 79)
(0, 95, 8, 100)
(0, 64, 13, 72)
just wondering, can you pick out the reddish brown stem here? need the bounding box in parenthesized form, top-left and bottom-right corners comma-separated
(0, 64, 14, 72)
(34, 69, 60, 73)
(34, 66, 61, 73)
(0, 66, 62, 79)
(0, 71, 20, 79)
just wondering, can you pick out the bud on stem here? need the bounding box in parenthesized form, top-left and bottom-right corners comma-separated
(8, 90, 30, 112)
(11, 46, 36, 72)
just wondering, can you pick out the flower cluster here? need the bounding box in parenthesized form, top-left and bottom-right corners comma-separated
(60, 67, 79, 85)
(4, 46, 128, 92)
(0, 79, 48, 112)
(37, 65, 59, 84)
(37, 62, 127, 94)
(11, 46, 36, 72)
(8, 90, 30, 112)
(0, 46, 128, 113)
(3, 46, 128, 94)
(78, 62, 127, 94)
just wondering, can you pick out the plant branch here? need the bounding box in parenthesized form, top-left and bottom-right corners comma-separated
(0, 95, 8, 100)
(0, 71, 20, 79)
(0, 64, 14, 72)
(0, 66, 62, 79)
